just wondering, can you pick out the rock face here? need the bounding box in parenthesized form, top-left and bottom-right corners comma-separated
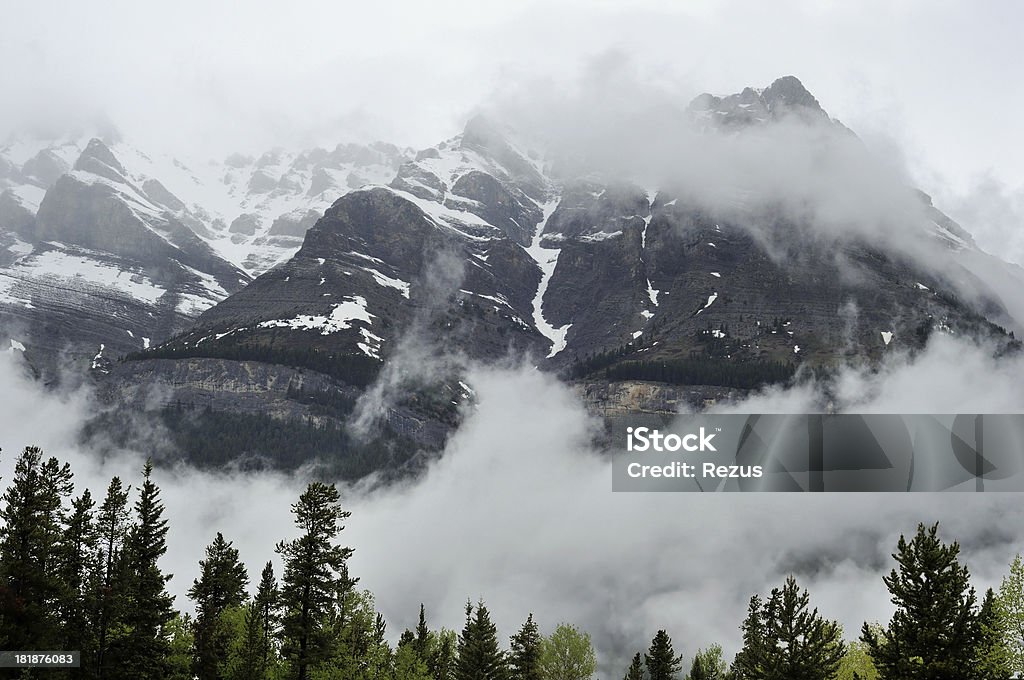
(5, 76, 1024, 478)
(689, 75, 830, 127)
(0, 129, 414, 373)
(0, 138, 249, 373)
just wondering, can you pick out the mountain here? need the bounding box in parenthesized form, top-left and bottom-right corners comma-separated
(0, 135, 249, 373)
(0, 129, 412, 374)
(5, 76, 1023, 477)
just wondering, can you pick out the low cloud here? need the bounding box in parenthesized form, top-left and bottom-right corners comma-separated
(4, 333, 1023, 676)
(939, 173, 1024, 268)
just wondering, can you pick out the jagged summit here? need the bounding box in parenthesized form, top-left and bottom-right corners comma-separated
(73, 138, 128, 182)
(689, 75, 829, 126)
(762, 75, 824, 113)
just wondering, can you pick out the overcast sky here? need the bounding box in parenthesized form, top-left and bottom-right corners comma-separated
(3, 0, 1023, 200)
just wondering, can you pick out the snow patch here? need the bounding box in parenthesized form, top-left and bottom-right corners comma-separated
(17, 249, 166, 304)
(646, 279, 660, 307)
(525, 199, 572, 358)
(695, 292, 718, 315)
(258, 296, 374, 335)
(881, 331, 894, 345)
(363, 267, 410, 298)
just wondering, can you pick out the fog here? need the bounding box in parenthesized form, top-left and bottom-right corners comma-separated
(3, 1, 1024, 201)
(3, 333, 1024, 675)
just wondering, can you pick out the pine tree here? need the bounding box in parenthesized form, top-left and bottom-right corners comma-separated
(276, 482, 356, 680)
(645, 630, 683, 680)
(509, 613, 543, 680)
(57, 489, 99, 665)
(862, 523, 980, 679)
(94, 476, 131, 677)
(623, 652, 644, 680)
(118, 460, 176, 679)
(0, 447, 73, 650)
(228, 562, 281, 680)
(976, 588, 1012, 680)
(189, 532, 249, 679)
(415, 603, 432, 662)
(456, 600, 508, 680)
(734, 576, 844, 680)
(431, 627, 458, 680)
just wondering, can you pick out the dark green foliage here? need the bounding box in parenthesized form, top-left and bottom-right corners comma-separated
(57, 489, 99, 663)
(569, 349, 795, 390)
(242, 561, 282, 679)
(276, 482, 356, 680)
(509, 613, 543, 680)
(604, 358, 795, 389)
(117, 460, 177, 679)
(189, 532, 250, 679)
(4, 443, 1020, 680)
(733, 576, 845, 680)
(645, 630, 683, 680)
(0, 446, 73, 650)
(976, 589, 1012, 680)
(623, 652, 645, 680)
(862, 523, 983, 679)
(432, 627, 459, 680)
(84, 405, 421, 480)
(94, 475, 131, 677)
(125, 337, 382, 388)
(456, 601, 508, 680)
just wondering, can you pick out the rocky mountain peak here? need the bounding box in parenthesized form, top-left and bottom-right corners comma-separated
(762, 75, 825, 116)
(73, 138, 127, 181)
(688, 75, 828, 127)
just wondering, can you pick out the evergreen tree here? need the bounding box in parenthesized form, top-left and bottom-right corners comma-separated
(276, 482, 356, 680)
(734, 576, 844, 680)
(861, 523, 980, 679)
(996, 553, 1024, 675)
(456, 600, 508, 680)
(255, 561, 282, 675)
(226, 562, 282, 680)
(94, 475, 131, 677)
(623, 652, 645, 680)
(509, 613, 543, 680)
(538, 623, 597, 680)
(429, 627, 458, 680)
(645, 630, 683, 680)
(414, 603, 432, 663)
(118, 460, 176, 679)
(189, 532, 250, 679)
(976, 588, 1012, 680)
(57, 489, 99, 664)
(0, 447, 73, 650)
